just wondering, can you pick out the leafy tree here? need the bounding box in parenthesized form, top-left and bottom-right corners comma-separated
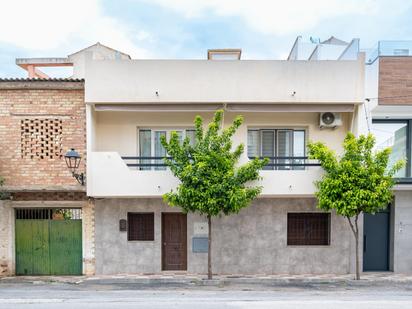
(161, 110, 268, 279)
(308, 133, 404, 280)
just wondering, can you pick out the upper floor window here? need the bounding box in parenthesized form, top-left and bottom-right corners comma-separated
(371, 119, 411, 179)
(138, 129, 195, 170)
(247, 129, 306, 170)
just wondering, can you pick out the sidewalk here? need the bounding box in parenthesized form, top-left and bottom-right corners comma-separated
(2, 272, 412, 287)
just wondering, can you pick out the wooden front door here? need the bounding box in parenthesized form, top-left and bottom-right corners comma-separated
(162, 213, 187, 271)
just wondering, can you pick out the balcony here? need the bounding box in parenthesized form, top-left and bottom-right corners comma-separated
(87, 152, 323, 198)
(121, 156, 320, 170)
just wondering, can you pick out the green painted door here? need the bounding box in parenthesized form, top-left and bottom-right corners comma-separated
(50, 220, 82, 275)
(15, 220, 50, 275)
(15, 217, 82, 275)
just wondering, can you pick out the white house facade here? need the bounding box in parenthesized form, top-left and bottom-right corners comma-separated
(85, 46, 365, 274)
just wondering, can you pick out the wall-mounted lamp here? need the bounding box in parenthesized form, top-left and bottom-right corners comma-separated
(64, 148, 86, 186)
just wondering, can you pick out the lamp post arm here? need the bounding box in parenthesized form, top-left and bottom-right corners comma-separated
(72, 172, 86, 186)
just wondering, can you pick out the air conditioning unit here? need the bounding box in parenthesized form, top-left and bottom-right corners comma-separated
(319, 112, 342, 129)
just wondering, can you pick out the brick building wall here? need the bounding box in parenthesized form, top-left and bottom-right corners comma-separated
(0, 200, 12, 276)
(0, 80, 85, 190)
(0, 80, 95, 276)
(379, 57, 412, 105)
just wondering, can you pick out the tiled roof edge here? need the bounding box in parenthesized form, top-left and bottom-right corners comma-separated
(0, 78, 84, 82)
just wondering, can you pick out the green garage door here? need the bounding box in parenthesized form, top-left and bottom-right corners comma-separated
(15, 208, 82, 276)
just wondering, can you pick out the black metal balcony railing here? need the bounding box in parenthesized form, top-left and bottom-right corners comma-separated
(121, 156, 170, 167)
(121, 156, 320, 168)
(247, 156, 321, 167)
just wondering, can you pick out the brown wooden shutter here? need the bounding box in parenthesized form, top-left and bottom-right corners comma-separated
(127, 213, 155, 241)
(287, 213, 330, 245)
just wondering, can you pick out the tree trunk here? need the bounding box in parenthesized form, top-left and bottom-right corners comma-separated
(347, 215, 360, 280)
(207, 215, 212, 280)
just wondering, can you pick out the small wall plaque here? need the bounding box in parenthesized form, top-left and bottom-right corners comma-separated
(119, 219, 127, 232)
(194, 222, 208, 235)
(192, 237, 208, 253)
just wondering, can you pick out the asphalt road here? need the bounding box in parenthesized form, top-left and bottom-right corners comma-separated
(0, 282, 412, 308)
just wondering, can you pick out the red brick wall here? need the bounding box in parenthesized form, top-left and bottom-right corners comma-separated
(0, 84, 85, 189)
(379, 57, 412, 105)
(11, 191, 87, 201)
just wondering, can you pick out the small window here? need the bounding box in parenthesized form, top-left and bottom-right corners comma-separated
(287, 213, 330, 246)
(127, 213, 154, 241)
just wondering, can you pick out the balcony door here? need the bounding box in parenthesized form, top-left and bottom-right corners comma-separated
(138, 129, 195, 170)
(247, 129, 306, 170)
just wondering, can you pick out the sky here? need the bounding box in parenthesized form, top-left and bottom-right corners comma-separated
(1, 0, 412, 77)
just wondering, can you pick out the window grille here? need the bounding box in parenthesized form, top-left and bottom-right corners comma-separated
(15, 208, 82, 220)
(287, 213, 330, 245)
(127, 213, 155, 241)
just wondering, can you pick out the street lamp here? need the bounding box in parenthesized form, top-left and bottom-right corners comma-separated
(64, 148, 85, 186)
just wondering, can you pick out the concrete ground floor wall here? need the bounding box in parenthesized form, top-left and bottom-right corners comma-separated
(0, 197, 95, 276)
(393, 189, 412, 273)
(95, 197, 353, 275)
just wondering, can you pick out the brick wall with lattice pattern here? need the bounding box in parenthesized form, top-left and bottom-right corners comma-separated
(0, 86, 85, 189)
(20, 118, 63, 159)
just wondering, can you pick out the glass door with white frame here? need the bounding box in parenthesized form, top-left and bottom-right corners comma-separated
(247, 129, 306, 170)
(139, 129, 195, 170)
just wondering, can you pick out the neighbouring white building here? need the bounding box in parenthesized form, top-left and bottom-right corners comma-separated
(364, 41, 412, 273)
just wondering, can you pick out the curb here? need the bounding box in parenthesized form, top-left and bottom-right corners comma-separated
(83, 277, 412, 287)
(3, 276, 412, 287)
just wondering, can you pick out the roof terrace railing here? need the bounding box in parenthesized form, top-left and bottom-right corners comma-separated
(366, 41, 412, 64)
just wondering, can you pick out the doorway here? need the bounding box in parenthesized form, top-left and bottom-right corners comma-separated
(161, 213, 187, 271)
(363, 207, 390, 271)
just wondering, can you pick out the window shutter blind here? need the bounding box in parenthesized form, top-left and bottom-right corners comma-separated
(277, 130, 293, 170)
(139, 130, 151, 170)
(247, 130, 260, 158)
(154, 131, 166, 170)
(186, 129, 196, 146)
(261, 130, 274, 170)
(293, 130, 305, 170)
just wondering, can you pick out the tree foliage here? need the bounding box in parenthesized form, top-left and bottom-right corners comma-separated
(160, 110, 268, 279)
(308, 132, 404, 217)
(308, 132, 405, 279)
(160, 110, 268, 217)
